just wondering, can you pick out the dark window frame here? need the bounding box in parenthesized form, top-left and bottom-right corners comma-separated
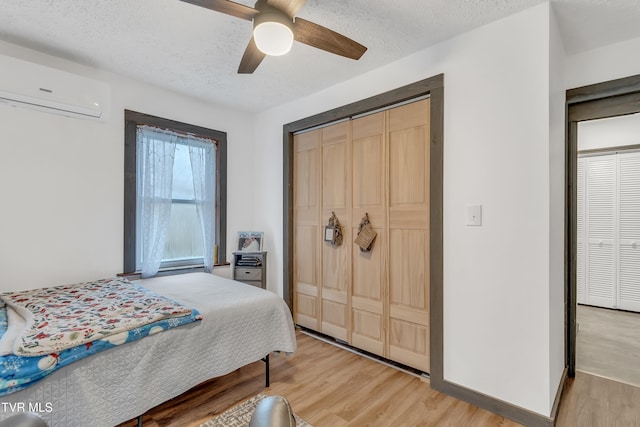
(123, 110, 227, 274)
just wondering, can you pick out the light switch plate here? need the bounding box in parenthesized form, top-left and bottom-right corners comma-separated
(466, 204, 482, 226)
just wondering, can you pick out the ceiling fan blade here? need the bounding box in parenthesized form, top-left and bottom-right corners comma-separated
(238, 37, 267, 74)
(179, 0, 258, 21)
(265, 0, 306, 18)
(293, 18, 367, 60)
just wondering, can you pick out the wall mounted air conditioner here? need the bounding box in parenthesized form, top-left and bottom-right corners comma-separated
(0, 54, 111, 121)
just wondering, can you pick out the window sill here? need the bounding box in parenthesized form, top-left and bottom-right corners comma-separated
(118, 262, 230, 280)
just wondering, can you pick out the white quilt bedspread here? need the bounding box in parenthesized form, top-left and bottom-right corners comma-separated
(0, 273, 296, 427)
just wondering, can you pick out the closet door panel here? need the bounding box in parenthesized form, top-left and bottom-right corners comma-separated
(586, 241, 616, 307)
(389, 230, 429, 311)
(321, 122, 351, 341)
(293, 130, 322, 330)
(619, 246, 640, 311)
(352, 309, 384, 355)
(387, 99, 430, 371)
(585, 156, 616, 308)
(352, 111, 386, 225)
(352, 229, 386, 356)
(322, 300, 348, 340)
(389, 318, 429, 370)
(294, 132, 321, 222)
(321, 232, 350, 341)
(389, 127, 427, 206)
(618, 152, 640, 311)
(352, 235, 385, 299)
(352, 137, 385, 222)
(388, 101, 430, 230)
(352, 111, 384, 140)
(295, 226, 318, 287)
(351, 112, 386, 355)
(323, 143, 348, 209)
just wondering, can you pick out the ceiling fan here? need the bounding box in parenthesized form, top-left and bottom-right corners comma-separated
(180, 0, 368, 74)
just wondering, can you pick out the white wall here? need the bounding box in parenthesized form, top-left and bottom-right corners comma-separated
(566, 35, 640, 89)
(548, 5, 566, 412)
(0, 40, 255, 291)
(255, 2, 563, 417)
(578, 113, 640, 151)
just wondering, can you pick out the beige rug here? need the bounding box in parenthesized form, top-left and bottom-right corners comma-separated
(199, 393, 313, 427)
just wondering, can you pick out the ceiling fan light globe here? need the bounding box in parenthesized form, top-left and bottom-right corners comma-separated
(253, 21, 294, 56)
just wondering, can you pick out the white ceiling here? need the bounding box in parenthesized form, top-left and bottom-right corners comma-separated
(1, 0, 640, 113)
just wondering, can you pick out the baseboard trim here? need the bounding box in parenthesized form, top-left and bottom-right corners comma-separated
(550, 368, 568, 425)
(438, 378, 559, 427)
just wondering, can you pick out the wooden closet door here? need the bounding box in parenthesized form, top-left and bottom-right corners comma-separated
(321, 122, 351, 341)
(351, 112, 387, 356)
(294, 130, 322, 330)
(387, 99, 430, 371)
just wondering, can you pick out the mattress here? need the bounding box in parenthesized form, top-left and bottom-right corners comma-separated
(0, 272, 297, 426)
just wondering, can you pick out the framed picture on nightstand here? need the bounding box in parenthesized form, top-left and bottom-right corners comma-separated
(235, 231, 264, 252)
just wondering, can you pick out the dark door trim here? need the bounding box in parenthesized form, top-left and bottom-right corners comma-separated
(565, 74, 640, 377)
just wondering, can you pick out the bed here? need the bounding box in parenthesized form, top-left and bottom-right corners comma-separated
(0, 272, 297, 426)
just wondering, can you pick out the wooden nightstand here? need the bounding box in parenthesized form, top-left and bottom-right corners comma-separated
(232, 251, 267, 289)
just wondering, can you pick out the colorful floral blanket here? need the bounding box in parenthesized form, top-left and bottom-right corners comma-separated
(0, 278, 202, 396)
(1, 277, 199, 356)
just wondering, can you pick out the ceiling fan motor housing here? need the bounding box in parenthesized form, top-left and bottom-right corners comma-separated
(253, 9, 294, 56)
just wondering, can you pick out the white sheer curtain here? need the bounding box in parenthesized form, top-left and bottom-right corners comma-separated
(138, 126, 177, 278)
(189, 139, 216, 272)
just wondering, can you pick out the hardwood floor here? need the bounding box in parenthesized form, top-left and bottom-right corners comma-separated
(576, 304, 640, 387)
(117, 329, 640, 427)
(556, 371, 640, 427)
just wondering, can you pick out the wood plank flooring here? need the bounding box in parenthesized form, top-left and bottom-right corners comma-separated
(556, 371, 640, 427)
(117, 329, 640, 427)
(576, 304, 640, 387)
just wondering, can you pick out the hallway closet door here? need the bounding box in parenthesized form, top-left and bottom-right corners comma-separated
(584, 155, 617, 308)
(578, 151, 640, 312)
(618, 151, 640, 312)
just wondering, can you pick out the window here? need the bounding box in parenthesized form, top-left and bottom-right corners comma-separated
(124, 111, 227, 277)
(160, 141, 205, 266)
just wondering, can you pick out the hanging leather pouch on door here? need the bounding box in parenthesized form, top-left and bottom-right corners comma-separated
(324, 212, 343, 247)
(355, 213, 377, 252)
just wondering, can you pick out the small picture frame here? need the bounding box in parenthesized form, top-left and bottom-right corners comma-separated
(324, 226, 335, 243)
(236, 231, 264, 252)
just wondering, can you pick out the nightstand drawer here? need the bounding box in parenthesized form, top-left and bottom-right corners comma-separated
(234, 267, 262, 281)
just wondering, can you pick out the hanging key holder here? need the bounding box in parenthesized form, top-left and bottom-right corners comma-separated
(354, 213, 377, 253)
(324, 211, 343, 247)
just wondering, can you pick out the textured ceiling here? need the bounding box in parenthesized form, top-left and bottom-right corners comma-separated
(1, 0, 640, 113)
